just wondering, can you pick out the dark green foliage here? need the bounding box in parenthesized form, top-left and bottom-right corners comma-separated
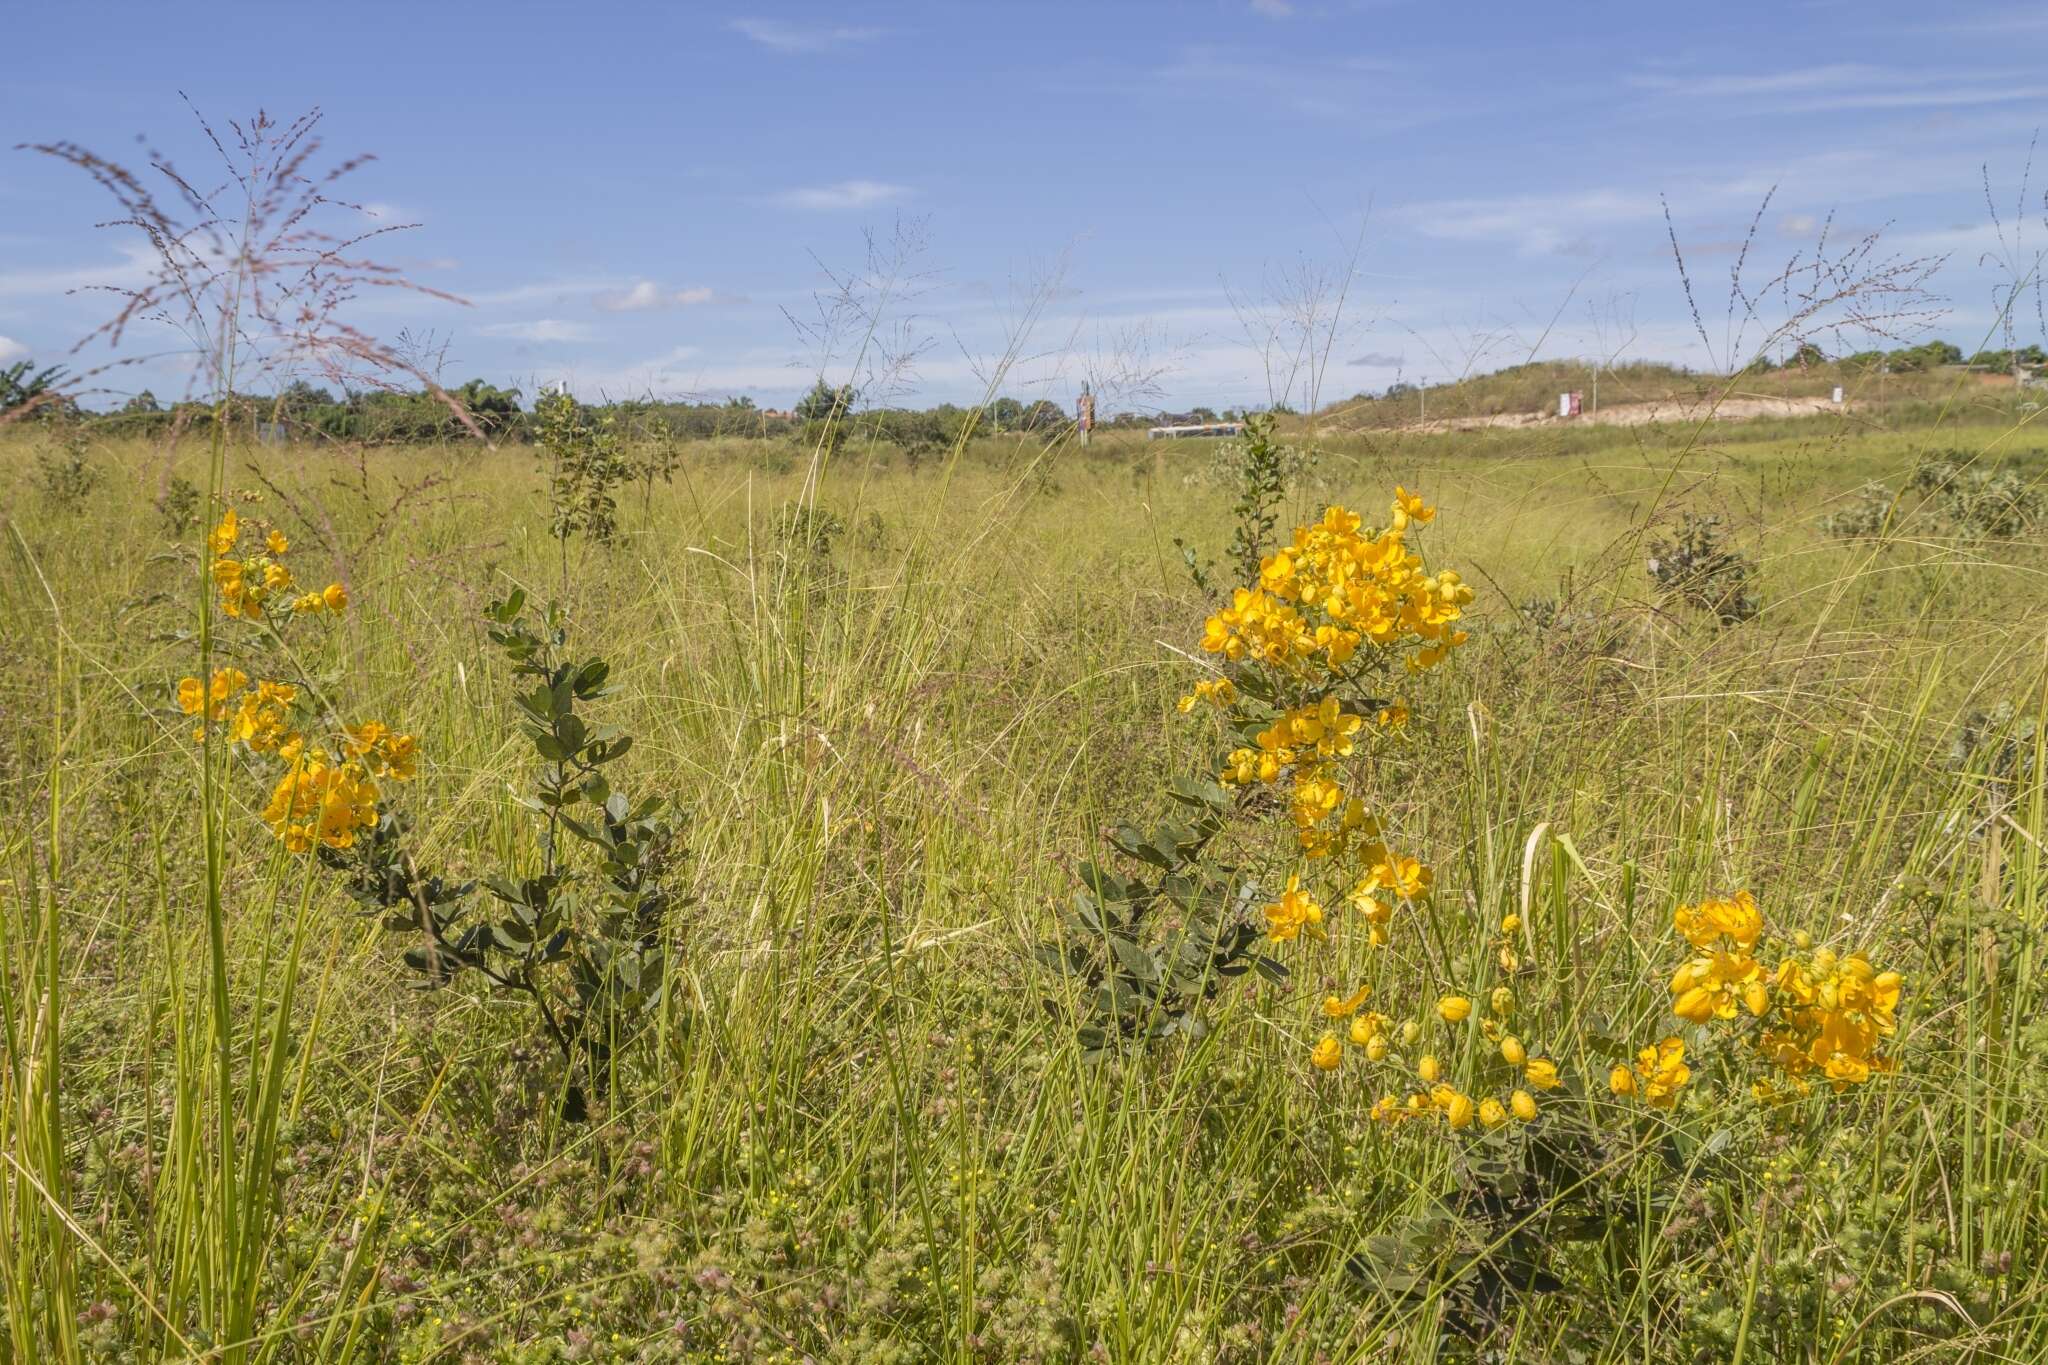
(321, 590, 685, 1119)
(156, 475, 201, 537)
(1226, 414, 1292, 587)
(533, 389, 632, 546)
(1348, 1112, 1630, 1343)
(772, 502, 845, 577)
(1038, 775, 1280, 1054)
(794, 378, 857, 423)
(1817, 481, 1899, 539)
(1968, 344, 2046, 369)
(1, 360, 70, 420)
(1646, 513, 1760, 626)
(31, 427, 102, 510)
(1908, 455, 2042, 538)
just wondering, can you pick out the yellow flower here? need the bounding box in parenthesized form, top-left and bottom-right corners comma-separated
(266, 529, 289, 555)
(208, 508, 240, 556)
(262, 752, 380, 852)
(1262, 875, 1326, 942)
(177, 667, 250, 733)
(1489, 986, 1514, 1017)
(1310, 1034, 1343, 1071)
(1355, 853, 1432, 908)
(1499, 913, 1521, 934)
(1177, 676, 1236, 713)
(1416, 1054, 1441, 1084)
(1323, 984, 1371, 1018)
(1499, 1036, 1526, 1067)
(346, 722, 420, 782)
(1478, 1097, 1508, 1128)
(322, 581, 349, 613)
(1437, 995, 1472, 1024)
(1364, 1033, 1390, 1061)
(1510, 1089, 1538, 1122)
(1523, 1058, 1561, 1090)
(1443, 1091, 1475, 1129)
(1622, 1037, 1691, 1107)
(1671, 949, 1765, 1023)
(1390, 486, 1436, 532)
(1674, 890, 1763, 951)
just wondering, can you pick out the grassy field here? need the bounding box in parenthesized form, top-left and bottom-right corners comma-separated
(2, 404, 2046, 1363)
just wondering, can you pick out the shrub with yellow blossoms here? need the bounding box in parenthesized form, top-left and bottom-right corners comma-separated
(177, 507, 415, 853)
(1188, 491, 1470, 934)
(1042, 490, 1474, 1055)
(1172, 489, 1561, 1129)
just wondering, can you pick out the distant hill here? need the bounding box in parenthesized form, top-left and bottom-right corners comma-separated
(1320, 357, 2040, 433)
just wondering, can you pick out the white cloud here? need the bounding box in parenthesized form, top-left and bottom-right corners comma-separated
(728, 18, 879, 53)
(478, 319, 593, 343)
(771, 179, 911, 211)
(1628, 63, 2048, 114)
(0, 335, 29, 364)
(0, 241, 160, 299)
(1402, 188, 1659, 256)
(594, 281, 725, 311)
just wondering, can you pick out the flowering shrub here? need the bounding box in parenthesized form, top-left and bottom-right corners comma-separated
(178, 506, 409, 854)
(1185, 490, 1542, 1117)
(180, 503, 681, 1121)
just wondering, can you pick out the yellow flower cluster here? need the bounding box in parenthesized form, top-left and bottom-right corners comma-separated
(179, 667, 301, 753)
(1610, 1037, 1691, 1107)
(1262, 874, 1326, 941)
(1196, 495, 1469, 886)
(1758, 949, 1902, 1093)
(263, 752, 385, 852)
(174, 668, 416, 852)
(1670, 890, 1769, 1024)
(1615, 891, 1904, 1108)
(1177, 493, 1482, 1081)
(1200, 498, 1472, 675)
(208, 509, 347, 622)
(1314, 979, 1558, 1131)
(177, 666, 250, 737)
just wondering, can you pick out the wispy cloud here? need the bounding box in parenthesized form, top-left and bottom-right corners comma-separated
(1629, 63, 2048, 114)
(1348, 350, 1404, 367)
(1150, 45, 1421, 125)
(478, 319, 593, 343)
(771, 179, 910, 211)
(0, 241, 160, 300)
(1402, 188, 1658, 257)
(0, 335, 30, 364)
(594, 281, 732, 311)
(728, 18, 880, 53)
(1250, 0, 1295, 16)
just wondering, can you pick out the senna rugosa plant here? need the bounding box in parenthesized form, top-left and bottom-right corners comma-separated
(323, 588, 683, 1120)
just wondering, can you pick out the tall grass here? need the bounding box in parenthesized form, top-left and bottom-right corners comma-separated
(0, 403, 2042, 1360)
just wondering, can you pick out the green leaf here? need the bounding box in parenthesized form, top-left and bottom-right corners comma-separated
(1108, 935, 1160, 984)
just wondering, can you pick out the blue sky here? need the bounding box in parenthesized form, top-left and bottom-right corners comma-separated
(4, 0, 2047, 411)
